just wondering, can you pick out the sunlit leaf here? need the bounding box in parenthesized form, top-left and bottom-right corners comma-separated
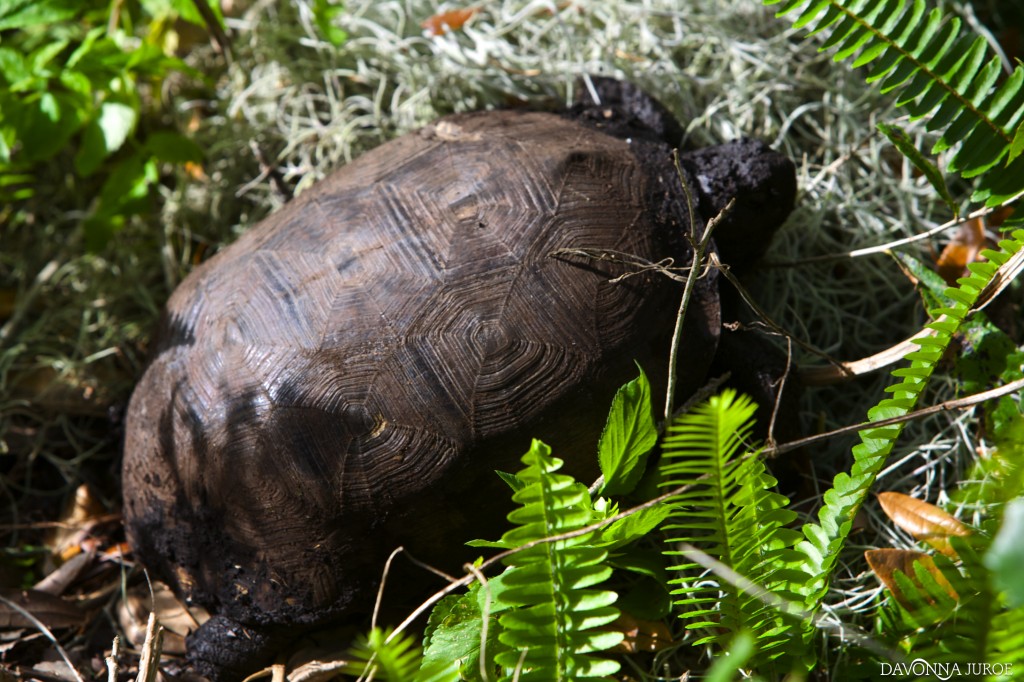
(1010, 119, 1024, 165)
(598, 366, 656, 496)
(75, 101, 138, 176)
(985, 498, 1024, 608)
(877, 491, 970, 556)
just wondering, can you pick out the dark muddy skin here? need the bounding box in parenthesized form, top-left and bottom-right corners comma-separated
(122, 78, 797, 680)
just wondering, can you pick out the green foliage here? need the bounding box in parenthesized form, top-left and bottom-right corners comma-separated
(660, 390, 805, 668)
(985, 499, 1024, 609)
(345, 627, 424, 681)
(0, 0, 201, 248)
(766, 0, 1024, 205)
(791, 230, 1024, 617)
(598, 364, 657, 496)
(493, 440, 622, 681)
(312, 0, 348, 46)
(874, 530, 1024, 674)
(416, 369, 665, 680)
(877, 122, 957, 216)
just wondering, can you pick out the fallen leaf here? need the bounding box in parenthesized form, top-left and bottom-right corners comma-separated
(50, 484, 110, 561)
(865, 549, 959, 609)
(421, 7, 480, 36)
(33, 550, 95, 596)
(0, 588, 84, 630)
(936, 217, 987, 285)
(877, 491, 970, 557)
(119, 581, 209, 655)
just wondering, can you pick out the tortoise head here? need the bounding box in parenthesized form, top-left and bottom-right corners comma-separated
(572, 77, 797, 271)
(678, 139, 798, 271)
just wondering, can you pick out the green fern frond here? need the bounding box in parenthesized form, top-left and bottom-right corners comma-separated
(493, 439, 622, 681)
(791, 230, 1024, 614)
(659, 390, 805, 666)
(766, 0, 1024, 205)
(879, 535, 1024, 672)
(345, 627, 424, 681)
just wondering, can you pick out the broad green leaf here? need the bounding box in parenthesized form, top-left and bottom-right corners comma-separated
(594, 503, 671, 550)
(0, 47, 30, 85)
(17, 92, 83, 162)
(75, 101, 137, 176)
(420, 587, 497, 682)
(598, 366, 657, 496)
(985, 498, 1024, 607)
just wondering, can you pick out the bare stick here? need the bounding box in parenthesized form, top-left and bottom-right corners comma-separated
(766, 196, 1021, 267)
(106, 636, 120, 682)
(710, 252, 849, 373)
(665, 157, 734, 422)
(136, 613, 164, 682)
(371, 546, 405, 631)
(764, 376, 1024, 456)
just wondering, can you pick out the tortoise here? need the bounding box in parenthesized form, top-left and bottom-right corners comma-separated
(121, 78, 797, 679)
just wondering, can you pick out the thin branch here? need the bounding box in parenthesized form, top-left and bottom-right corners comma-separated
(384, 477, 701, 646)
(711, 252, 849, 373)
(189, 0, 233, 63)
(371, 547, 405, 631)
(665, 165, 733, 422)
(765, 198, 1020, 267)
(764, 376, 1024, 456)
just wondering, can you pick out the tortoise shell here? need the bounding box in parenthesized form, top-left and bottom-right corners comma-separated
(122, 82, 795, 677)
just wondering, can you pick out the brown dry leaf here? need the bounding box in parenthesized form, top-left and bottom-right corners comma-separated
(610, 612, 674, 653)
(119, 581, 209, 655)
(0, 588, 85, 630)
(33, 550, 94, 597)
(865, 549, 959, 609)
(877, 491, 970, 557)
(421, 7, 480, 36)
(936, 216, 987, 285)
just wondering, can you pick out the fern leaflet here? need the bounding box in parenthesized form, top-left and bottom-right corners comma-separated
(766, 0, 1024, 205)
(660, 390, 806, 668)
(791, 230, 1024, 614)
(493, 439, 622, 681)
